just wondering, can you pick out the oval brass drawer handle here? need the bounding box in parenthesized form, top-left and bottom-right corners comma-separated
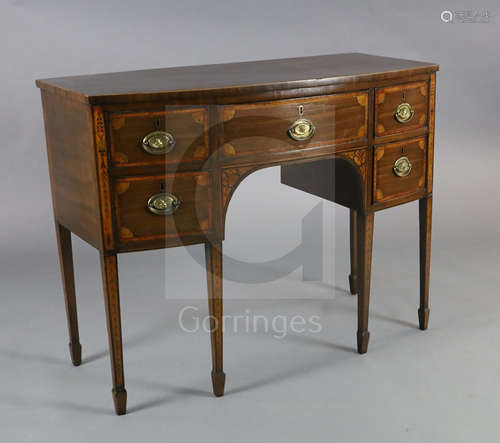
(147, 192, 181, 215)
(393, 156, 412, 177)
(142, 131, 176, 155)
(394, 102, 414, 123)
(288, 118, 315, 141)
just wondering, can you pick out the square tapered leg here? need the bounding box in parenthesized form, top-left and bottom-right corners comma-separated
(419, 196, 432, 330)
(55, 223, 82, 366)
(100, 253, 127, 415)
(205, 241, 225, 397)
(356, 212, 374, 354)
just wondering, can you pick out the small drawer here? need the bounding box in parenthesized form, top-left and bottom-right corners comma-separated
(108, 108, 209, 167)
(375, 81, 428, 137)
(373, 137, 426, 203)
(114, 172, 212, 243)
(220, 92, 368, 158)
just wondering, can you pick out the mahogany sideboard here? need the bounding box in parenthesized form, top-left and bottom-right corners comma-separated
(36, 53, 438, 415)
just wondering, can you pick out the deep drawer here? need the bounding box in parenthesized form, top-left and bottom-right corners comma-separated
(108, 108, 209, 167)
(375, 81, 428, 137)
(373, 137, 427, 203)
(220, 92, 368, 159)
(113, 172, 212, 243)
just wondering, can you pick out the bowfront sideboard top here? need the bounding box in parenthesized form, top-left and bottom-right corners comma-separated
(37, 52, 438, 104)
(37, 53, 438, 415)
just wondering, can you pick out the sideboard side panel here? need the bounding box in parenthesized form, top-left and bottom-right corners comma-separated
(41, 91, 102, 249)
(427, 73, 436, 193)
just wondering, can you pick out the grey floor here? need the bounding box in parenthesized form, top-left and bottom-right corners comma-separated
(1, 138, 499, 443)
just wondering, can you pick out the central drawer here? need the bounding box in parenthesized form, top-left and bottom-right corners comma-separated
(113, 172, 212, 243)
(220, 92, 368, 159)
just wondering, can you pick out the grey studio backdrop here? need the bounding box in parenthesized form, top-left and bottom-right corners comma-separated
(1, 1, 500, 442)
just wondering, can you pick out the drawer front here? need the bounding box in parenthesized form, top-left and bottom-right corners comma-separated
(108, 108, 209, 167)
(114, 172, 212, 243)
(221, 92, 368, 158)
(373, 137, 426, 203)
(375, 81, 428, 137)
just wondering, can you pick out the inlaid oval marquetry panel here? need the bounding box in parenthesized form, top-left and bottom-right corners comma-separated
(220, 92, 368, 159)
(108, 107, 209, 168)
